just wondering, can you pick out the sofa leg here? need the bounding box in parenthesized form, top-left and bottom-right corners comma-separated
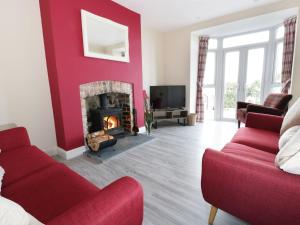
(238, 120, 241, 129)
(208, 206, 218, 225)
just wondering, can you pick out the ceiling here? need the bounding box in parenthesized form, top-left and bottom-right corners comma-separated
(112, 0, 283, 31)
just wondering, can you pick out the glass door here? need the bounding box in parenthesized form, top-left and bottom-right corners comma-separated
(222, 51, 240, 119)
(245, 48, 265, 104)
(221, 47, 266, 120)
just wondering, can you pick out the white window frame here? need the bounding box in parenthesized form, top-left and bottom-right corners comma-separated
(271, 25, 285, 92)
(203, 49, 217, 119)
(203, 50, 217, 88)
(222, 30, 270, 49)
(203, 25, 285, 121)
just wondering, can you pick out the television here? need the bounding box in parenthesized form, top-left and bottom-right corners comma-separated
(150, 85, 186, 110)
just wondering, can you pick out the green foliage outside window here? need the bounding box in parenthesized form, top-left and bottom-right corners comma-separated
(246, 80, 261, 104)
(224, 80, 261, 108)
(224, 82, 237, 108)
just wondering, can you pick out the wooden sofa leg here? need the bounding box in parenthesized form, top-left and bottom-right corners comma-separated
(208, 206, 218, 225)
(238, 120, 241, 128)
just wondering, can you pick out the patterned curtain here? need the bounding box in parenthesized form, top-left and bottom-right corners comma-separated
(282, 16, 297, 93)
(196, 36, 209, 122)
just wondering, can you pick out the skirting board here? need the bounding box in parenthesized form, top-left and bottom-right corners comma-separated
(57, 146, 87, 160)
(57, 126, 146, 160)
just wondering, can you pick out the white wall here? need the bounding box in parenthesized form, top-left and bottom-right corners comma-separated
(141, 26, 165, 94)
(0, 87, 10, 125)
(163, 0, 300, 112)
(0, 0, 57, 153)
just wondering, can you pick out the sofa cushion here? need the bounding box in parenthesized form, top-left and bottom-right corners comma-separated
(0, 196, 45, 225)
(0, 146, 56, 187)
(280, 97, 300, 135)
(279, 125, 300, 149)
(263, 93, 291, 109)
(0, 196, 30, 225)
(275, 126, 300, 175)
(231, 127, 279, 154)
(1, 164, 99, 223)
(222, 143, 275, 167)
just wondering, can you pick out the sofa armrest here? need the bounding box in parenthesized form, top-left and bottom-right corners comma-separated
(201, 149, 300, 225)
(47, 176, 143, 225)
(245, 112, 283, 133)
(0, 127, 31, 152)
(237, 101, 249, 109)
(247, 104, 283, 115)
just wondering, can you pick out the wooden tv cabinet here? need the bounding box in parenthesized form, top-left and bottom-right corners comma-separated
(152, 109, 188, 129)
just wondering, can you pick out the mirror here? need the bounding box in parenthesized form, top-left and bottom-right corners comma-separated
(81, 10, 129, 62)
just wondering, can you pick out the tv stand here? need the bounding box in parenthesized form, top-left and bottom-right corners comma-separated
(152, 109, 188, 129)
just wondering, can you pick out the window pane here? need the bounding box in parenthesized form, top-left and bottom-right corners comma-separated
(223, 51, 239, 119)
(271, 84, 282, 93)
(274, 42, 283, 83)
(245, 48, 264, 104)
(223, 31, 269, 48)
(208, 38, 218, 49)
(276, 26, 284, 39)
(204, 52, 216, 85)
(203, 87, 215, 120)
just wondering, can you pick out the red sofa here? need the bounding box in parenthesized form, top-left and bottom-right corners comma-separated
(0, 127, 143, 225)
(201, 113, 300, 225)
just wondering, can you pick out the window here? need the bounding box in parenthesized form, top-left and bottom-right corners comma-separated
(245, 48, 265, 104)
(271, 25, 284, 93)
(204, 52, 216, 85)
(274, 42, 283, 83)
(208, 38, 218, 50)
(223, 31, 270, 48)
(223, 51, 240, 119)
(271, 41, 284, 93)
(276, 26, 284, 39)
(203, 87, 215, 120)
(203, 48, 217, 120)
(196, 22, 289, 121)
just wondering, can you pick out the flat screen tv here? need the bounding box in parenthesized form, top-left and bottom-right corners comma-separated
(150, 85, 186, 110)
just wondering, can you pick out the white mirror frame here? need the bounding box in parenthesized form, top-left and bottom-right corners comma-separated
(81, 10, 130, 63)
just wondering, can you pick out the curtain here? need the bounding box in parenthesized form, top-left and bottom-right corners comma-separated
(196, 36, 209, 122)
(282, 16, 297, 93)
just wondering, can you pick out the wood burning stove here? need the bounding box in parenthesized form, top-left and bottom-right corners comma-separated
(88, 93, 128, 136)
(89, 107, 125, 136)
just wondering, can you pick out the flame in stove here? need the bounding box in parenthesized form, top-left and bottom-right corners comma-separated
(103, 116, 119, 130)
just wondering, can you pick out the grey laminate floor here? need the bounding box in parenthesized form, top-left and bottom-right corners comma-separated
(60, 121, 248, 225)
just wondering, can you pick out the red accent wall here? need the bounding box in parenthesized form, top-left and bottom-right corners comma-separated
(39, 0, 144, 151)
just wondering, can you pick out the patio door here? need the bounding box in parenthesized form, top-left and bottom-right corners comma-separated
(221, 46, 266, 120)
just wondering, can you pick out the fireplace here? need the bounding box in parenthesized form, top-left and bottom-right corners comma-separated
(104, 115, 120, 131)
(89, 106, 125, 136)
(80, 81, 134, 138)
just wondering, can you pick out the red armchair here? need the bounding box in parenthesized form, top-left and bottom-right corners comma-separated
(236, 93, 292, 128)
(201, 113, 300, 225)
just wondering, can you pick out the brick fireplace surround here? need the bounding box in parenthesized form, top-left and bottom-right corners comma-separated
(80, 80, 134, 137)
